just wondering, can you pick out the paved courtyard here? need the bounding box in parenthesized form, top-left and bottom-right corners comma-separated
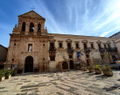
(0, 70, 120, 95)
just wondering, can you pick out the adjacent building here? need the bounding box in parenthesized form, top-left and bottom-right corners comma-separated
(109, 32, 120, 57)
(0, 44, 8, 69)
(7, 11, 118, 73)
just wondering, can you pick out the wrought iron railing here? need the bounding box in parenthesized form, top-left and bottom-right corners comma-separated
(67, 47, 74, 54)
(84, 47, 91, 53)
(99, 48, 105, 53)
(49, 47, 56, 53)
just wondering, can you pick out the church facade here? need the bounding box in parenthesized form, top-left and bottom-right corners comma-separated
(7, 11, 118, 73)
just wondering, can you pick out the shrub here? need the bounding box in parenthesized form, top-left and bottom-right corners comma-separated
(0, 70, 5, 77)
(0, 69, 13, 80)
(101, 65, 113, 76)
(0, 70, 5, 81)
(87, 65, 95, 73)
(4, 70, 13, 79)
(94, 65, 102, 74)
(12, 69, 17, 76)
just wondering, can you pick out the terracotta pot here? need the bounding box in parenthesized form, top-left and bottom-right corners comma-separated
(81, 67, 87, 71)
(103, 71, 113, 76)
(95, 69, 101, 74)
(5, 75, 11, 79)
(88, 68, 94, 73)
(0, 76, 5, 81)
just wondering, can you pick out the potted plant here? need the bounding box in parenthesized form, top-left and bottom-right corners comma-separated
(94, 65, 102, 74)
(101, 65, 113, 76)
(5, 70, 13, 79)
(0, 70, 5, 81)
(87, 65, 94, 73)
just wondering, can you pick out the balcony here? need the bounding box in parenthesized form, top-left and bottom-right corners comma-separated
(67, 47, 74, 54)
(84, 48, 91, 53)
(99, 48, 105, 53)
(49, 47, 56, 53)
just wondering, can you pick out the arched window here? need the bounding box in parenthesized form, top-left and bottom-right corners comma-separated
(38, 24, 41, 32)
(29, 23, 34, 32)
(21, 22, 26, 32)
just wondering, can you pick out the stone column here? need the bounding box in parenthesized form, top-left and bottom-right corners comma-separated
(18, 21, 22, 33)
(25, 22, 29, 35)
(41, 23, 45, 34)
(34, 22, 37, 35)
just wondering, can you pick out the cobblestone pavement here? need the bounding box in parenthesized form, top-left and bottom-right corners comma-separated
(0, 70, 120, 95)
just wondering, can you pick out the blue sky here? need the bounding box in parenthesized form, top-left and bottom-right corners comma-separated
(1, 0, 120, 47)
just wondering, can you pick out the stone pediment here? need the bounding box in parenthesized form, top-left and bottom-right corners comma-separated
(19, 10, 45, 20)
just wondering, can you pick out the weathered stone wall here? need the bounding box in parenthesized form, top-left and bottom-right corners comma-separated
(116, 39, 120, 57)
(49, 33, 116, 68)
(0, 45, 7, 62)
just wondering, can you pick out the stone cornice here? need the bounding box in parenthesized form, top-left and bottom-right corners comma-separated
(48, 33, 110, 40)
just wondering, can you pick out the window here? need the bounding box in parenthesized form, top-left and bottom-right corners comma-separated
(98, 43, 101, 49)
(59, 42, 63, 48)
(108, 44, 111, 49)
(14, 43, 16, 46)
(86, 54, 89, 58)
(29, 23, 34, 32)
(101, 54, 104, 59)
(21, 22, 26, 32)
(38, 24, 41, 32)
(69, 54, 73, 59)
(104, 44, 107, 49)
(28, 44, 32, 52)
(76, 42, 79, 48)
(12, 58, 14, 62)
(83, 43, 87, 49)
(43, 58, 45, 60)
(67, 42, 71, 48)
(49, 42, 56, 51)
(90, 43, 94, 49)
(50, 42, 55, 49)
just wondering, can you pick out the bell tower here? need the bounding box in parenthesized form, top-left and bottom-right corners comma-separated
(13, 10, 47, 35)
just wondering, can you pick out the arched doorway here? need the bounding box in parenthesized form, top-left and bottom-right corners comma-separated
(62, 61, 68, 69)
(24, 56, 33, 73)
(69, 60, 74, 69)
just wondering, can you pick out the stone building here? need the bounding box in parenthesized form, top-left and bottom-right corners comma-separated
(0, 44, 7, 62)
(109, 32, 120, 57)
(7, 11, 118, 73)
(0, 44, 8, 69)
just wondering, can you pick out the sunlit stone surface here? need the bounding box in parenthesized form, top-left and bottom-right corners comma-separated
(0, 71, 120, 95)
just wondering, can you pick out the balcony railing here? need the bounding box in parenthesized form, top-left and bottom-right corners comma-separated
(99, 48, 105, 53)
(84, 47, 91, 53)
(67, 47, 74, 54)
(49, 47, 56, 53)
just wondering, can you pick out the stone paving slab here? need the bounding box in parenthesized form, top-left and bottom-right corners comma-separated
(0, 70, 120, 95)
